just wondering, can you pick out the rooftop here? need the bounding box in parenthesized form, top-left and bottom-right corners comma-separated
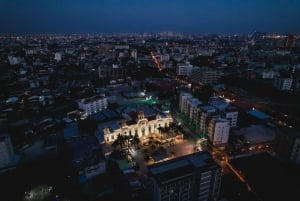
(148, 151, 216, 184)
(247, 109, 270, 120)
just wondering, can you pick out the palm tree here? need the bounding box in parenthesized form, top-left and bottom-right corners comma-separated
(111, 139, 119, 149)
(133, 133, 140, 149)
(157, 126, 163, 134)
(114, 134, 126, 149)
(124, 134, 134, 149)
(164, 126, 171, 138)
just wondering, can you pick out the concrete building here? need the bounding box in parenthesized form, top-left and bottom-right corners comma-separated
(196, 105, 217, 137)
(186, 98, 203, 123)
(148, 151, 222, 201)
(191, 67, 224, 85)
(209, 97, 238, 128)
(222, 106, 239, 128)
(66, 136, 106, 183)
(179, 92, 193, 115)
(207, 118, 230, 147)
(8, 56, 23, 65)
(273, 77, 293, 91)
(259, 70, 278, 79)
(77, 95, 108, 116)
(274, 128, 300, 165)
(176, 62, 194, 77)
(157, 54, 170, 62)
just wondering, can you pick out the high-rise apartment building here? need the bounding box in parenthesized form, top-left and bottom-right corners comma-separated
(274, 128, 300, 165)
(207, 118, 230, 147)
(179, 92, 193, 114)
(176, 62, 194, 77)
(196, 105, 217, 137)
(148, 151, 222, 201)
(191, 67, 224, 85)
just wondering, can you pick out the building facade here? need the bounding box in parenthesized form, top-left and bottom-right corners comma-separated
(196, 105, 217, 137)
(207, 118, 230, 147)
(66, 136, 106, 182)
(148, 151, 222, 201)
(222, 106, 239, 128)
(191, 67, 224, 85)
(273, 77, 293, 91)
(274, 128, 300, 165)
(77, 95, 108, 116)
(179, 92, 193, 114)
(103, 111, 173, 144)
(176, 62, 194, 77)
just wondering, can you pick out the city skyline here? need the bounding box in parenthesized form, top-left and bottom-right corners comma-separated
(1, 0, 300, 35)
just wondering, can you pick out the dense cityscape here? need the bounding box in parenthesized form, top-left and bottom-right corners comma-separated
(0, 32, 300, 201)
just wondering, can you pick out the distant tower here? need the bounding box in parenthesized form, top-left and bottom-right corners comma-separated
(0, 134, 15, 169)
(131, 49, 137, 60)
(285, 34, 295, 49)
(54, 52, 63, 62)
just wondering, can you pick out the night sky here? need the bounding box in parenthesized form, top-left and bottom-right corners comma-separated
(0, 0, 300, 34)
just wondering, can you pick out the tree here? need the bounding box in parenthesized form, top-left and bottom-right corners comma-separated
(112, 134, 126, 149)
(157, 126, 163, 134)
(132, 133, 140, 149)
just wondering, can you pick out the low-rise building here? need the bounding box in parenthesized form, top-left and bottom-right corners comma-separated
(103, 110, 173, 144)
(66, 136, 106, 183)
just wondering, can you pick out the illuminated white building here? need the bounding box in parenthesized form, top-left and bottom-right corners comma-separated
(207, 118, 230, 147)
(103, 111, 173, 144)
(223, 106, 238, 128)
(77, 95, 108, 116)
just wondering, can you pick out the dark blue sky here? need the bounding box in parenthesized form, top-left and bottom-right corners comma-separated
(1, 0, 300, 34)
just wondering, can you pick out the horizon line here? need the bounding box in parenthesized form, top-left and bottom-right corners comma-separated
(0, 31, 299, 37)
